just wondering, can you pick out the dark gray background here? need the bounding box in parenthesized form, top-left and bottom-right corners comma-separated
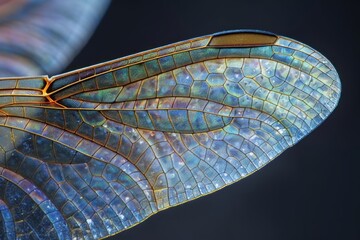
(66, 1, 359, 239)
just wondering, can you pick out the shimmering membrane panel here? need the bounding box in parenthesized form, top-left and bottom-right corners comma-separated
(0, 30, 340, 239)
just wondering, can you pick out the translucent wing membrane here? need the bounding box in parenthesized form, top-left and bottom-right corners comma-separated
(0, 30, 341, 239)
(0, 0, 111, 77)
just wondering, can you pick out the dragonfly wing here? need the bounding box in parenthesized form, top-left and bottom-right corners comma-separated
(0, 0, 111, 77)
(0, 31, 341, 239)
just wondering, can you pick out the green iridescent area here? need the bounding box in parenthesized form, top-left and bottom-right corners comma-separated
(0, 30, 340, 240)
